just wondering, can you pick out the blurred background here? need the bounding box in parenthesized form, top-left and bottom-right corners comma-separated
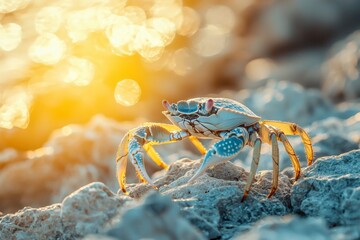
(1, 0, 360, 213)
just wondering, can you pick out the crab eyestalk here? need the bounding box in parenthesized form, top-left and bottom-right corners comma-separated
(205, 98, 214, 113)
(162, 100, 176, 114)
(162, 100, 171, 111)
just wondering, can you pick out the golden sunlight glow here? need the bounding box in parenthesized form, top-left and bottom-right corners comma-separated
(0, 0, 30, 13)
(0, 0, 203, 129)
(245, 58, 276, 81)
(35, 6, 64, 34)
(134, 26, 165, 62)
(150, 0, 183, 30)
(0, 23, 22, 51)
(28, 33, 67, 65)
(121, 6, 146, 25)
(192, 25, 228, 57)
(65, 7, 113, 43)
(106, 16, 137, 56)
(62, 57, 94, 86)
(44, 57, 94, 86)
(60, 126, 73, 136)
(27, 147, 54, 159)
(147, 17, 176, 46)
(169, 48, 201, 76)
(114, 79, 141, 107)
(0, 88, 31, 129)
(205, 5, 236, 34)
(177, 7, 200, 36)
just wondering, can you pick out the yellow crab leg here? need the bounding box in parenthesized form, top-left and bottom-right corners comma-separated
(242, 131, 261, 202)
(116, 133, 130, 194)
(259, 122, 301, 181)
(261, 120, 314, 166)
(189, 136, 207, 155)
(268, 132, 279, 198)
(143, 143, 169, 169)
(278, 133, 301, 179)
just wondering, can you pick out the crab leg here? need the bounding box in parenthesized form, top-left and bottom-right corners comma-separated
(241, 131, 261, 202)
(268, 132, 279, 198)
(116, 123, 206, 193)
(277, 132, 301, 180)
(189, 127, 249, 183)
(259, 123, 301, 180)
(116, 135, 130, 193)
(261, 120, 314, 165)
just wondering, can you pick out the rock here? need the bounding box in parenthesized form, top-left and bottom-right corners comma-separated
(240, 0, 360, 57)
(104, 192, 205, 240)
(234, 215, 333, 240)
(0, 115, 129, 213)
(126, 158, 293, 239)
(61, 182, 130, 239)
(322, 31, 360, 101)
(291, 150, 360, 226)
(0, 204, 62, 240)
(83, 235, 118, 240)
(0, 182, 130, 240)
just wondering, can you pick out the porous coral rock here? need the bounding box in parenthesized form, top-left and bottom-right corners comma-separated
(126, 158, 293, 239)
(0, 115, 129, 213)
(291, 150, 360, 226)
(0, 182, 130, 240)
(322, 31, 360, 101)
(105, 192, 205, 240)
(234, 215, 333, 240)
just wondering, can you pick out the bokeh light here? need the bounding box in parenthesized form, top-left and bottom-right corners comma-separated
(35, 6, 64, 34)
(245, 58, 276, 81)
(192, 25, 228, 57)
(0, 0, 30, 14)
(0, 23, 22, 51)
(114, 79, 141, 107)
(28, 33, 67, 65)
(0, 88, 31, 129)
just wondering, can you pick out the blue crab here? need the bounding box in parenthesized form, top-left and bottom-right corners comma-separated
(116, 97, 313, 200)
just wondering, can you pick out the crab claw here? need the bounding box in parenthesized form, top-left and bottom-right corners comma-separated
(189, 136, 245, 183)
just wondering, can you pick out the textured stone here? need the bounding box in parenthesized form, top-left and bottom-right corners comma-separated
(234, 215, 333, 240)
(0, 204, 62, 240)
(126, 158, 293, 239)
(105, 192, 205, 240)
(322, 31, 360, 101)
(61, 182, 130, 238)
(0, 182, 130, 240)
(0, 116, 128, 213)
(291, 150, 360, 226)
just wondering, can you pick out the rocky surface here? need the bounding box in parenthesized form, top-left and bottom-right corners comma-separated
(292, 150, 360, 226)
(1, 148, 360, 239)
(105, 192, 204, 240)
(126, 158, 293, 239)
(0, 182, 130, 240)
(322, 31, 360, 101)
(0, 116, 131, 213)
(235, 216, 332, 240)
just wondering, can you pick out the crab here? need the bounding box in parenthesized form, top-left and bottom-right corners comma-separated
(116, 97, 313, 201)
